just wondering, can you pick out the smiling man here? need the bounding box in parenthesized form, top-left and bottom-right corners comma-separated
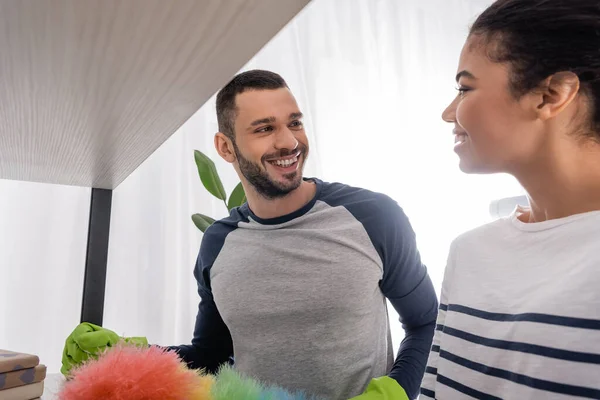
(60, 69, 438, 399)
(164, 70, 439, 400)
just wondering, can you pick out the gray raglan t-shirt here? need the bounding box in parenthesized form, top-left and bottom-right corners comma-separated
(172, 178, 438, 400)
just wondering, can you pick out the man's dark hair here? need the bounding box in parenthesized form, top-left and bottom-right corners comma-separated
(470, 0, 600, 138)
(216, 69, 289, 140)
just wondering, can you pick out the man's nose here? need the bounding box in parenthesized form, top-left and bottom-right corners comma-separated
(274, 126, 298, 150)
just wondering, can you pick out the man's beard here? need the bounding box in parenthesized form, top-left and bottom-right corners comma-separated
(232, 141, 307, 199)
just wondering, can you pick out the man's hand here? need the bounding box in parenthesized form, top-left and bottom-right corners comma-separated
(61, 322, 148, 376)
(349, 376, 410, 400)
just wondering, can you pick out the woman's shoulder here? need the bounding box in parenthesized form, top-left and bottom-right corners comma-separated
(453, 215, 513, 247)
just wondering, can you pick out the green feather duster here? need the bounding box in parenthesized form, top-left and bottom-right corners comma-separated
(212, 365, 323, 400)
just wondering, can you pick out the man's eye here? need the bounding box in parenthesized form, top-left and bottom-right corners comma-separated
(256, 126, 273, 133)
(290, 121, 303, 128)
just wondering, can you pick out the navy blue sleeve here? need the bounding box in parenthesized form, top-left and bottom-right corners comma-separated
(166, 222, 235, 373)
(376, 198, 438, 399)
(324, 183, 438, 399)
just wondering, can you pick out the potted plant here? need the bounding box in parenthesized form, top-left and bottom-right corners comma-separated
(191, 150, 246, 233)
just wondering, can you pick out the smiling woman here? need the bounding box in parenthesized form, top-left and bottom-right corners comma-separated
(423, 0, 600, 399)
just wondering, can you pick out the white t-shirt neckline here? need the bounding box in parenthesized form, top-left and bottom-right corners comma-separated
(509, 205, 600, 232)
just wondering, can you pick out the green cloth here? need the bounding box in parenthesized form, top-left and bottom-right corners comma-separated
(61, 322, 148, 376)
(348, 376, 409, 400)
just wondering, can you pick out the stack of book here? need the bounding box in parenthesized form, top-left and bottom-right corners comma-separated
(0, 349, 46, 400)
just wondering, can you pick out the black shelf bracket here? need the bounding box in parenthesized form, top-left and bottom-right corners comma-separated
(80, 188, 112, 326)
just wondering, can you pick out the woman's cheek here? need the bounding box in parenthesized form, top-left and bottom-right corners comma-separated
(455, 99, 473, 132)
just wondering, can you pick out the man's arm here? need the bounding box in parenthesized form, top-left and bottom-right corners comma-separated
(167, 226, 234, 373)
(166, 290, 233, 373)
(377, 198, 439, 399)
(61, 224, 235, 376)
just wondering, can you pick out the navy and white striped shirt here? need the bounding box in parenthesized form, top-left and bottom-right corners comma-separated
(421, 207, 600, 399)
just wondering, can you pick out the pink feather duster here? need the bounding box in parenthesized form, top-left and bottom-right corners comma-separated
(58, 345, 213, 400)
(57, 344, 322, 400)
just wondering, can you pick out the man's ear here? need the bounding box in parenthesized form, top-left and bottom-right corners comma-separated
(534, 71, 580, 121)
(214, 132, 236, 163)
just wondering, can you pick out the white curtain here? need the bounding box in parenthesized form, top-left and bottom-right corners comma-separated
(2, 0, 526, 375)
(0, 179, 90, 373)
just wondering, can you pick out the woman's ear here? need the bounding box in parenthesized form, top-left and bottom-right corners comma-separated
(214, 132, 236, 163)
(534, 71, 580, 121)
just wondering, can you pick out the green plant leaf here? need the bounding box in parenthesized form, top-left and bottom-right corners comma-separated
(191, 213, 215, 232)
(227, 182, 246, 210)
(194, 150, 227, 201)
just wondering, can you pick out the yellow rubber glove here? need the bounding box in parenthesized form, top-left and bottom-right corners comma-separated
(61, 322, 148, 376)
(348, 376, 409, 400)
